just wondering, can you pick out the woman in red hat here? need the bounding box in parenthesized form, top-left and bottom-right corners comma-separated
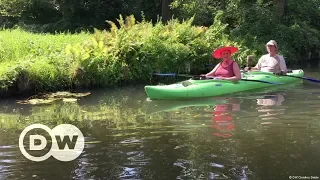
(203, 46, 241, 81)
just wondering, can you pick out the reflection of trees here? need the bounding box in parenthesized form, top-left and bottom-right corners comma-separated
(172, 117, 253, 179)
(0, 84, 319, 179)
(0, 91, 191, 179)
(0, 127, 86, 180)
(0, 97, 159, 130)
(0, 93, 229, 130)
(238, 119, 317, 178)
(238, 92, 320, 178)
(165, 93, 320, 179)
(159, 98, 253, 179)
(0, 94, 282, 179)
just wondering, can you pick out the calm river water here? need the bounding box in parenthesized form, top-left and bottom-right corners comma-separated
(0, 70, 320, 180)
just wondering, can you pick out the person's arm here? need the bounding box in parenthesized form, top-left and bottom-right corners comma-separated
(279, 56, 288, 73)
(205, 63, 220, 76)
(250, 56, 263, 71)
(224, 62, 241, 82)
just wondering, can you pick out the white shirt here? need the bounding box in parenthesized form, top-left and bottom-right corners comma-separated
(255, 54, 287, 73)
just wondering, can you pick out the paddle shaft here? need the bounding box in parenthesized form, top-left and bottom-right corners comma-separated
(241, 69, 320, 83)
(152, 73, 282, 85)
(204, 76, 283, 85)
(284, 74, 320, 83)
(152, 73, 196, 78)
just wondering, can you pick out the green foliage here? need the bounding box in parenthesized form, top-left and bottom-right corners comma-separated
(0, 14, 253, 93)
(1, 0, 319, 68)
(172, 0, 320, 65)
(0, 0, 163, 33)
(171, 0, 221, 26)
(0, 0, 32, 17)
(0, 28, 90, 91)
(0, 62, 20, 89)
(76, 14, 251, 83)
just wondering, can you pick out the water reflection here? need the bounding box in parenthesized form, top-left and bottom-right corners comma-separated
(145, 98, 227, 114)
(256, 94, 286, 121)
(211, 98, 241, 138)
(0, 81, 320, 179)
(257, 94, 285, 106)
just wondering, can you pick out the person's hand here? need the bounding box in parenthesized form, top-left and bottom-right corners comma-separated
(199, 74, 207, 80)
(244, 67, 251, 71)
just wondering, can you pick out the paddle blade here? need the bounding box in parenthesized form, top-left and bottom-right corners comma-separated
(302, 76, 320, 83)
(285, 74, 320, 83)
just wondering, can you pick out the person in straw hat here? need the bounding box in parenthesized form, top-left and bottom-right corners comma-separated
(203, 46, 241, 82)
(251, 40, 288, 73)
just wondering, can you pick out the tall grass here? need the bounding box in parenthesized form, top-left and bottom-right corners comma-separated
(0, 28, 90, 63)
(0, 15, 255, 94)
(0, 28, 90, 91)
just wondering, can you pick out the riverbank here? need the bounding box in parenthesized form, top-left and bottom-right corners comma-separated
(0, 28, 90, 97)
(0, 15, 257, 98)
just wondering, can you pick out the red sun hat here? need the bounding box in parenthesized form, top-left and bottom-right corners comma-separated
(212, 46, 239, 59)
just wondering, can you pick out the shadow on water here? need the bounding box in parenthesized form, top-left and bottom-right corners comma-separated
(0, 75, 320, 179)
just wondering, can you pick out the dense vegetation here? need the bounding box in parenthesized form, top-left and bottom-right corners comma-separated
(0, 0, 319, 95)
(0, 14, 253, 94)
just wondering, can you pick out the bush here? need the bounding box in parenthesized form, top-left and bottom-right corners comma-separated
(0, 14, 256, 94)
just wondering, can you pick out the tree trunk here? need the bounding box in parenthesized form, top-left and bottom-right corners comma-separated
(273, 0, 286, 17)
(161, 0, 172, 23)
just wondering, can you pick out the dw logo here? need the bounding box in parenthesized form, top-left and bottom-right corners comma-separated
(19, 124, 85, 162)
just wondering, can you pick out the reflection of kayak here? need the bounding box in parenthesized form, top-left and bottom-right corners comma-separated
(146, 98, 227, 114)
(145, 69, 304, 100)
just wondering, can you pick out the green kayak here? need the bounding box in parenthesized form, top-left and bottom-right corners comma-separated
(145, 69, 304, 100)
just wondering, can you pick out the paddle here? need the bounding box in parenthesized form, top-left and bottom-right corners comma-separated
(283, 74, 320, 83)
(204, 75, 284, 85)
(151, 73, 195, 78)
(151, 73, 283, 85)
(242, 70, 320, 83)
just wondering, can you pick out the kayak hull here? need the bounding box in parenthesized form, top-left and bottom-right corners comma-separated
(145, 69, 304, 100)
